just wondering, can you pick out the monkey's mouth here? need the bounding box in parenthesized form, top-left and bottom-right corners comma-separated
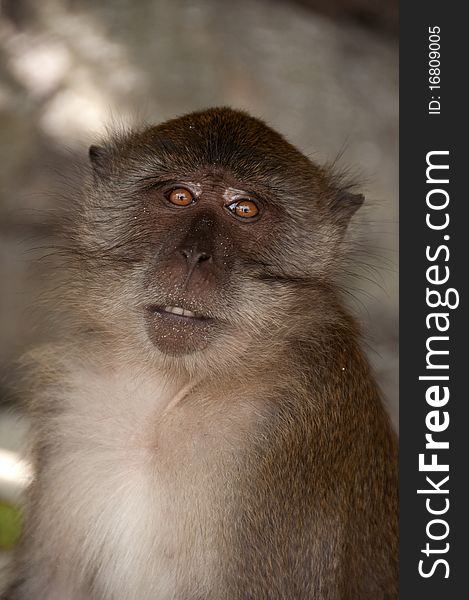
(145, 304, 216, 355)
(148, 305, 212, 322)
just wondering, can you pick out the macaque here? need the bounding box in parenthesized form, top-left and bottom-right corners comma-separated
(4, 108, 398, 599)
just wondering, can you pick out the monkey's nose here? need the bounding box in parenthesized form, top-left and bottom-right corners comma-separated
(180, 247, 212, 268)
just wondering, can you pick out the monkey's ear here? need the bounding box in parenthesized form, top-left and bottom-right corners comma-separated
(88, 145, 110, 177)
(331, 191, 364, 226)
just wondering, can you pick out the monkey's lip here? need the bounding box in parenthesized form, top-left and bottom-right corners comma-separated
(147, 305, 213, 323)
(145, 304, 217, 355)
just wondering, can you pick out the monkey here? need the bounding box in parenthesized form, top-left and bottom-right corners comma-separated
(3, 107, 398, 600)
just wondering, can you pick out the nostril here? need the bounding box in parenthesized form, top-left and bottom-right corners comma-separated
(197, 252, 211, 263)
(180, 248, 211, 264)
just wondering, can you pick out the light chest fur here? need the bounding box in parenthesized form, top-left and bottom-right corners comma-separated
(33, 364, 257, 600)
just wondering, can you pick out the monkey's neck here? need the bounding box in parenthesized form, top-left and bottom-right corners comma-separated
(64, 291, 370, 403)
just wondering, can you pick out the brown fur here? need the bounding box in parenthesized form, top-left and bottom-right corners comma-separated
(3, 108, 398, 599)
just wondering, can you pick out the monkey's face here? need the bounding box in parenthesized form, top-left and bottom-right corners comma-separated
(139, 174, 271, 356)
(77, 108, 362, 366)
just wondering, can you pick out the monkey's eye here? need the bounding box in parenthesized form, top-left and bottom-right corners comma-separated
(227, 199, 260, 220)
(167, 188, 195, 207)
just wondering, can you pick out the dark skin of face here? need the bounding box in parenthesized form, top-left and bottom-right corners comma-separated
(142, 171, 274, 355)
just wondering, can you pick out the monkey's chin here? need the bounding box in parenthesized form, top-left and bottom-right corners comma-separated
(145, 308, 216, 356)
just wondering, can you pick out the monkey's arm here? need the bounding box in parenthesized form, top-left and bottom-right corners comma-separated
(220, 382, 398, 600)
(2, 563, 88, 600)
(2, 501, 90, 600)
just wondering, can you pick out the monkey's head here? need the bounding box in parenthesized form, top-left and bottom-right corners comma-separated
(68, 108, 362, 373)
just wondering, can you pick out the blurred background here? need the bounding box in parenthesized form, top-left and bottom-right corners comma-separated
(0, 0, 398, 569)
